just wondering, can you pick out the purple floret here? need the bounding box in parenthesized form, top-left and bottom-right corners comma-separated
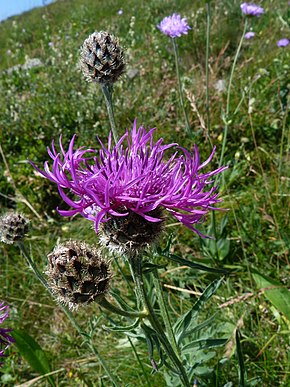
(0, 302, 14, 361)
(157, 13, 190, 38)
(277, 38, 289, 47)
(244, 31, 255, 39)
(32, 121, 227, 237)
(240, 3, 264, 17)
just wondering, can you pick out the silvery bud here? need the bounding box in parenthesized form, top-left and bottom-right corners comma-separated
(80, 31, 126, 84)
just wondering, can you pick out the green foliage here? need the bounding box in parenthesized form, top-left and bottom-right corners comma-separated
(12, 330, 55, 386)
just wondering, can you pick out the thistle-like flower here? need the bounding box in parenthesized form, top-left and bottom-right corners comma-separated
(80, 31, 126, 84)
(46, 241, 111, 310)
(157, 13, 190, 38)
(0, 212, 29, 244)
(240, 3, 264, 17)
(0, 302, 14, 362)
(32, 121, 227, 242)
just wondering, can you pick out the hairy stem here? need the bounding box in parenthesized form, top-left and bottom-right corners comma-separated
(101, 84, 119, 144)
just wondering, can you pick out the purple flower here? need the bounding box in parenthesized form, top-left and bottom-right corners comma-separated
(244, 31, 255, 39)
(277, 38, 289, 47)
(31, 121, 227, 237)
(118, 9, 123, 15)
(0, 302, 14, 362)
(157, 13, 190, 38)
(240, 3, 264, 17)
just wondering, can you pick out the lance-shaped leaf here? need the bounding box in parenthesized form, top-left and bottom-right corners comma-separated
(13, 330, 55, 387)
(173, 278, 223, 341)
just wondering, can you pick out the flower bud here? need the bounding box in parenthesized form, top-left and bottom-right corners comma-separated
(0, 212, 29, 244)
(99, 207, 165, 256)
(46, 241, 111, 310)
(80, 31, 126, 84)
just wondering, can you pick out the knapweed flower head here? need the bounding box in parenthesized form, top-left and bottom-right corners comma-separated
(0, 212, 29, 244)
(244, 31, 255, 39)
(240, 3, 264, 17)
(80, 31, 126, 84)
(157, 13, 190, 38)
(0, 302, 14, 361)
(32, 121, 227, 242)
(46, 240, 111, 310)
(277, 38, 289, 47)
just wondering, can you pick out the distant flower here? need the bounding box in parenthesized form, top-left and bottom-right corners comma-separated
(118, 9, 123, 15)
(48, 41, 54, 47)
(244, 31, 255, 39)
(277, 38, 289, 47)
(32, 121, 227, 237)
(157, 13, 190, 38)
(240, 3, 264, 17)
(6, 50, 12, 56)
(0, 302, 14, 361)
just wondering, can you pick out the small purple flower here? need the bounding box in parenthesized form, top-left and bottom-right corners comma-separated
(48, 41, 54, 47)
(277, 38, 289, 47)
(157, 13, 190, 38)
(118, 9, 123, 15)
(244, 31, 255, 39)
(0, 302, 14, 362)
(32, 121, 227, 237)
(240, 3, 264, 17)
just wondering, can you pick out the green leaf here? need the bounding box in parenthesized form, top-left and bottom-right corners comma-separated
(236, 329, 246, 387)
(12, 330, 55, 386)
(252, 271, 290, 321)
(181, 338, 228, 354)
(178, 314, 218, 344)
(102, 318, 140, 332)
(173, 278, 223, 340)
(142, 261, 167, 274)
(161, 252, 229, 274)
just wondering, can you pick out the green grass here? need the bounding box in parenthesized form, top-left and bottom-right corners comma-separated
(0, 0, 289, 385)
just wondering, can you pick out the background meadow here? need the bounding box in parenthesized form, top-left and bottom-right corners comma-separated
(0, 0, 289, 385)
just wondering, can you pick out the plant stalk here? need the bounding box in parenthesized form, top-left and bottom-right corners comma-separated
(152, 269, 179, 354)
(172, 38, 191, 136)
(219, 19, 248, 170)
(130, 256, 190, 387)
(101, 84, 119, 144)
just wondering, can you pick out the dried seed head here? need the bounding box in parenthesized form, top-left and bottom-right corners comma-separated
(46, 241, 111, 310)
(80, 31, 126, 84)
(0, 212, 29, 244)
(99, 207, 165, 256)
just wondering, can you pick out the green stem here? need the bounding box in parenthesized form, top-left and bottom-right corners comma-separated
(152, 269, 179, 354)
(205, 1, 214, 149)
(172, 38, 191, 136)
(278, 104, 289, 192)
(101, 84, 119, 144)
(130, 256, 190, 387)
(205, 1, 219, 261)
(219, 19, 248, 170)
(128, 336, 152, 387)
(18, 242, 120, 387)
(99, 297, 148, 319)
